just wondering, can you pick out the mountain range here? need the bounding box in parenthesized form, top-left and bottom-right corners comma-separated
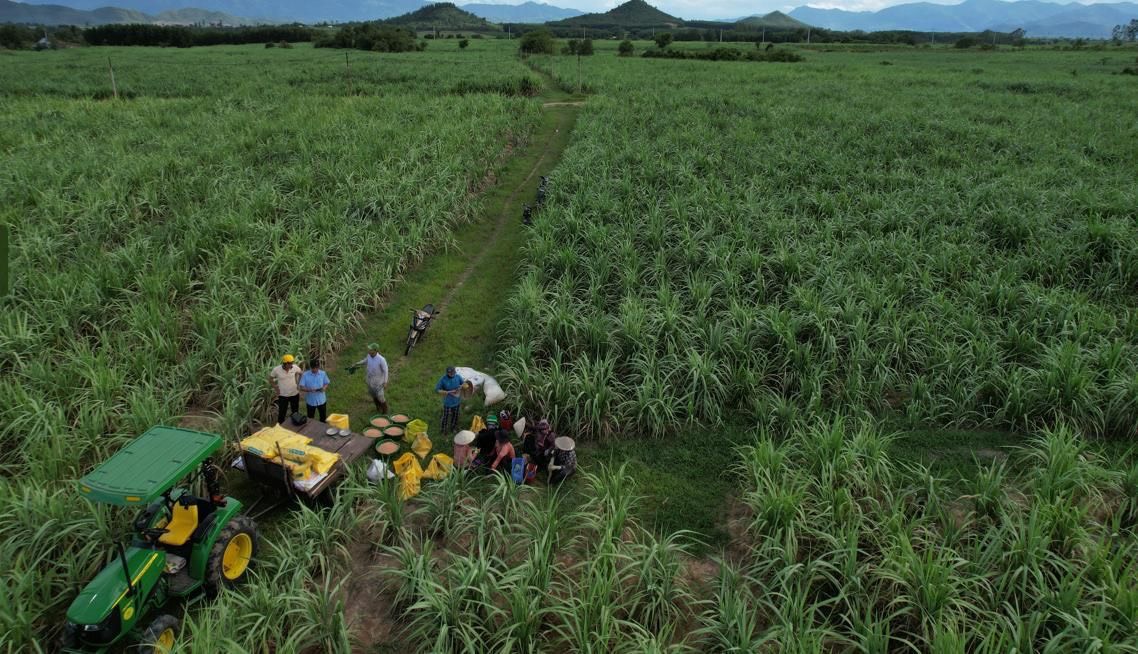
(462, 1, 581, 22)
(10, 0, 582, 24)
(0, 0, 255, 24)
(6, 0, 1137, 37)
(788, 0, 1138, 37)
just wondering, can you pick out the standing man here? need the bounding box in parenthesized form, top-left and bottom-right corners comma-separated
(270, 354, 302, 425)
(300, 358, 331, 422)
(350, 343, 390, 414)
(435, 366, 464, 435)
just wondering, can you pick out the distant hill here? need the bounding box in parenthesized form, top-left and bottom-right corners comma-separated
(788, 0, 1138, 38)
(0, 0, 254, 25)
(553, 0, 679, 27)
(461, 1, 580, 23)
(14, 0, 427, 23)
(385, 2, 496, 30)
(737, 10, 809, 29)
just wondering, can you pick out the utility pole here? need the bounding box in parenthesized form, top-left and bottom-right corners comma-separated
(762, 27, 765, 45)
(107, 57, 117, 100)
(345, 52, 352, 95)
(806, 28, 811, 44)
(578, 27, 583, 92)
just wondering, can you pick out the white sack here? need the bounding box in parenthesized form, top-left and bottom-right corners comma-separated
(367, 458, 394, 483)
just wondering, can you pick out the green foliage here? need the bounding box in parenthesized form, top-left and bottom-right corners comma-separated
(955, 36, 979, 48)
(519, 29, 555, 55)
(563, 38, 594, 56)
(642, 46, 803, 62)
(618, 39, 635, 56)
(82, 24, 314, 48)
(654, 32, 673, 49)
(459, 38, 470, 49)
(502, 46, 1138, 442)
(314, 23, 423, 52)
(0, 43, 542, 647)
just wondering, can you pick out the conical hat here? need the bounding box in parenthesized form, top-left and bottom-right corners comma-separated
(454, 430, 475, 445)
(555, 436, 575, 451)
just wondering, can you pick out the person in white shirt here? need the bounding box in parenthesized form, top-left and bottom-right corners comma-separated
(350, 343, 389, 414)
(269, 354, 302, 425)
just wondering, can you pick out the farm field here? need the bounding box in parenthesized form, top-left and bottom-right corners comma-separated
(2, 37, 1137, 652)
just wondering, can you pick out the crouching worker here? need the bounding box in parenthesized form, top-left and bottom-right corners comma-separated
(490, 430, 516, 477)
(548, 437, 576, 484)
(453, 430, 476, 469)
(522, 419, 556, 472)
(471, 415, 499, 469)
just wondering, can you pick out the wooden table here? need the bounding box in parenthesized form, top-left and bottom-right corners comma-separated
(242, 419, 374, 500)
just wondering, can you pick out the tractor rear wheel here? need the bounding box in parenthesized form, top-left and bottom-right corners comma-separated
(205, 515, 258, 597)
(140, 614, 179, 654)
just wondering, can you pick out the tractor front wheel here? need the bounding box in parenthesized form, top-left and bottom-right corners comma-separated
(205, 515, 258, 596)
(140, 614, 179, 654)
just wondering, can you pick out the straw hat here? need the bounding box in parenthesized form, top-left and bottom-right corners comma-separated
(454, 430, 475, 446)
(555, 436, 575, 452)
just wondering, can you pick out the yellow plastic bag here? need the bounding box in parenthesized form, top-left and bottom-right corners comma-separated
(405, 419, 428, 444)
(412, 433, 432, 460)
(470, 415, 485, 433)
(423, 453, 454, 480)
(327, 414, 350, 430)
(393, 452, 422, 477)
(399, 468, 422, 500)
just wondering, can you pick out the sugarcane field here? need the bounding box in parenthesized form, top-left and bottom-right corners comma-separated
(2, 4, 1138, 653)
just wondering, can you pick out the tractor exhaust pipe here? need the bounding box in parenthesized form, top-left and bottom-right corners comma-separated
(117, 542, 137, 600)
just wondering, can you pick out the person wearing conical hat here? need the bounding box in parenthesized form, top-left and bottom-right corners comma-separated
(269, 354, 302, 426)
(350, 343, 389, 414)
(453, 430, 475, 468)
(549, 436, 576, 485)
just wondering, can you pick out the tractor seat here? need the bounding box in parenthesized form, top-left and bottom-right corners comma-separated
(158, 503, 199, 547)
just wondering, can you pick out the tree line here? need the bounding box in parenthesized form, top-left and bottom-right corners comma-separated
(2, 23, 315, 49)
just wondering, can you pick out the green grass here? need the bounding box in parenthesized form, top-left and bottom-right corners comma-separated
(323, 81, 580, 438)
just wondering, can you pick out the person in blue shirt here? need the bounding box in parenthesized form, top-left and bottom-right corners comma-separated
(435, 366, 464, 434)
(300, 358, 331, 422)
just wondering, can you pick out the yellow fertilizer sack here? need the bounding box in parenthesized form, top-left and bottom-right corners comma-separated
(411, 433, 432, 460)
(423, 454, 454, 480)
(240, 436, 278, 459)
(399, 468, 421, 500)
(306, 448, 340, 475)
(242, 426, 308, 458)
(275, 435, 313, 459)
(405, 419, 428, 444)
(469, 415, 485, 433)
(393, 452, 422, 477)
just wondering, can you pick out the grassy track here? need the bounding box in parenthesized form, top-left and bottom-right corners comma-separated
(323, 78, 582, 453)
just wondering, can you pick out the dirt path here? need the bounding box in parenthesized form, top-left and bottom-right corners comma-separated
(324, 74, 583, 653)
(383, 104, 575, 380)
(324, 74, 582, 460)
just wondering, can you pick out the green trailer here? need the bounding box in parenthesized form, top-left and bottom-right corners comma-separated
(61, 426, 258, 653)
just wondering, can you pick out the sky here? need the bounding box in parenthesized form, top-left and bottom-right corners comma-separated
(472, 0, 1080, 20)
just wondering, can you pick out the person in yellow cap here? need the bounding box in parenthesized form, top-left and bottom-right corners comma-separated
(269, 354, 302, 425)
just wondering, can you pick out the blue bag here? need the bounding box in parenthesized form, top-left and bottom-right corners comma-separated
(510, 457, 525, 485)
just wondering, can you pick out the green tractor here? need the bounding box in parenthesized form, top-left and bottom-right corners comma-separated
(60, 426, 258, 653)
